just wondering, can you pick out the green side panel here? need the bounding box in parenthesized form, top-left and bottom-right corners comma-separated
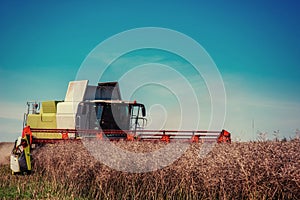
(27, 114, 57, 128)
(30, 132, 62, 139)
(41, 101, 60, 113)
(26, 101, 61, 129)
(26, 115, 39, 128)
(41, 113, 56, 122)
(23, 136, 31, 171)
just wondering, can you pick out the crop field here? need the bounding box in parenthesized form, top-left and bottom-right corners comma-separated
(0, 140, 299, 199)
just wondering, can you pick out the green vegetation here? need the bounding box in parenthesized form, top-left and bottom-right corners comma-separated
(1, 140, 299, 199)
(0, 165, 77, 199)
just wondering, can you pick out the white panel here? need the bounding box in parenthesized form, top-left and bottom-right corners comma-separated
(56, 102, 80, 129)
(64, 80, 88, 102)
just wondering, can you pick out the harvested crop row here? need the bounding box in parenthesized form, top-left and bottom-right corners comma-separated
(30, 140, 300, 199)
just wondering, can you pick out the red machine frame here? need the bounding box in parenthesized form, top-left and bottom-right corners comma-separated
(22, 126, 231, 144)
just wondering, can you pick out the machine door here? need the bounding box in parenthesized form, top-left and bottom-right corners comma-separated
(76, 102, 131, 131)
(100, 103, 130, 131)
(76, 103, 99, 130)
(129, 104, 147, 131)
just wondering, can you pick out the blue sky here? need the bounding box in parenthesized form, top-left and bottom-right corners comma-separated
(0, 0, 299, 141)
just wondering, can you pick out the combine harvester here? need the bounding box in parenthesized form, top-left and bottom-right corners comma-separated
(10, 80, 231, 174)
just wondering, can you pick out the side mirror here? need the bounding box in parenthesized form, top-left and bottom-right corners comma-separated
(141, 105, 146, 117)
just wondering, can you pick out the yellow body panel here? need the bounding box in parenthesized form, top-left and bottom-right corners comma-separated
(26, 100, 60, 128)
(41, 101, 58, 113)
(23, 136, 31, 171)
(27, 114, 57, 128)
(31, 132, 62, 139)
(26, 101, 62, 139)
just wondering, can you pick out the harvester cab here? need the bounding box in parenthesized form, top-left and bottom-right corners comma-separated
(22, 80, 147, 139)
(75, 100, 147, 138)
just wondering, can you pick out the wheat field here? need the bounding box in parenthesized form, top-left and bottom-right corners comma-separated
(0, 140, 299, 199)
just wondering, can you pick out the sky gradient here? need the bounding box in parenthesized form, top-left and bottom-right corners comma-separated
(0, 0, 300, 141)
